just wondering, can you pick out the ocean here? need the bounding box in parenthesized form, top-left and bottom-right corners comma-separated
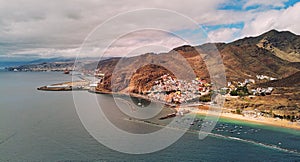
(0, 71, 300, 161)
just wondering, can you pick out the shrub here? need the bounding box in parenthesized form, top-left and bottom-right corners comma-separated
(199, 94, 211, 102)
(230, 90, 238, 96)
(236, 109, 241, 114)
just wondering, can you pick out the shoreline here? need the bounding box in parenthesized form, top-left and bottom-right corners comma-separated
(122, 91, 300, 131)
(186, 107, 300, 131)
(89, 89, 179, 107)
(98, 89, 300, 131)
(37, 81, 300, 131)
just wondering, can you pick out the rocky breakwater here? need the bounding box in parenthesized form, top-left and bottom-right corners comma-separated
(37, 81, 89, 91)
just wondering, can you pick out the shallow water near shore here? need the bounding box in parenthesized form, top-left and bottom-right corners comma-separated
(0, 71, 300, 161)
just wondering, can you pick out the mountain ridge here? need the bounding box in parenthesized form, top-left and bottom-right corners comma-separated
(96, 29, 300, 93)
(231, 29, 300, 62)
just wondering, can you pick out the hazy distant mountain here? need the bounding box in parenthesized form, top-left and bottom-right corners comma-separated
(3, 57, 112, 71)
(27, 57, 75, 64)
(0, 57, 75, 69)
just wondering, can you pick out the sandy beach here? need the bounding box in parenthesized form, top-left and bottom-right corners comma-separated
(92, 89, 300, 130)
(181, 106, 300, 130)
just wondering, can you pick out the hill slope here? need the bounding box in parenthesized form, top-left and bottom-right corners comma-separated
(260, 71, 300, 87)
(232, 29, 300, 62)
(96, 29, 300, 93)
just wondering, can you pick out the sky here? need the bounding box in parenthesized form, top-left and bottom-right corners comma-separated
(0, 0, 300, 61)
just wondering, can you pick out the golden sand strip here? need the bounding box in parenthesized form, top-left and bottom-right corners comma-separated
(179, 107, 300, 130)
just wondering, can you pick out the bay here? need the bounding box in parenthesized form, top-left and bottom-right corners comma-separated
(0, 72, 299, 161)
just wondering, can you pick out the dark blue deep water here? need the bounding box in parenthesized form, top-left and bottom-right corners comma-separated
(0, 72, 300, 161)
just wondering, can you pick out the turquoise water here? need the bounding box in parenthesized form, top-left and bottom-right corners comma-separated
(0, 72, 300, 161)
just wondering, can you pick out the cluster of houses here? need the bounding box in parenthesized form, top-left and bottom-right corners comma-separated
(250, 87, 274, 96)
(147, 74, 211, 103)
(225, 78, 274, 96)
(256, 75, 277, 81)
(227, 78, 255, 88)
(147, 73, 277, 104)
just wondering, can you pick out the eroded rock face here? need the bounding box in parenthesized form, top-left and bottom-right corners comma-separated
(96, 49, 209, 93)
(127, 64, 176, 93)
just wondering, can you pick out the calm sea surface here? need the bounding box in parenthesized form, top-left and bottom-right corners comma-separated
(0, 71, 300, 161)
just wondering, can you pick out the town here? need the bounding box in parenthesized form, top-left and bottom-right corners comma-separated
(146, 73, 276, 104)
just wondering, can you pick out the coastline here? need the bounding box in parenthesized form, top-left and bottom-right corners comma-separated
(89, 89, 179, 107)
(37, 80, 300, 131)
(186, 106, 300, 131)
(97, 89, 300, 131)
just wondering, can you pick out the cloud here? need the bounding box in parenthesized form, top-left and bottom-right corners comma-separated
(206, 1, 300, 42)
(242, 2, 300, 36)
(104, 30, 188, 57)
(208, 28, 241, 43)
(0, 0, 226, 58)
(0, 0, 299, 59)
(243, 0, 288, 9)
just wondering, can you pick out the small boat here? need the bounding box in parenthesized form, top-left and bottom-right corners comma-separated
(64, 69, 70, 74)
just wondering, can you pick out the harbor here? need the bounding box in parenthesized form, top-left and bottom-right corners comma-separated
(37, 80, 90, 91)
(37, 70, 105, 91)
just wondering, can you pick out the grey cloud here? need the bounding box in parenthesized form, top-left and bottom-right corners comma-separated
(0, 0, 299, 59)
